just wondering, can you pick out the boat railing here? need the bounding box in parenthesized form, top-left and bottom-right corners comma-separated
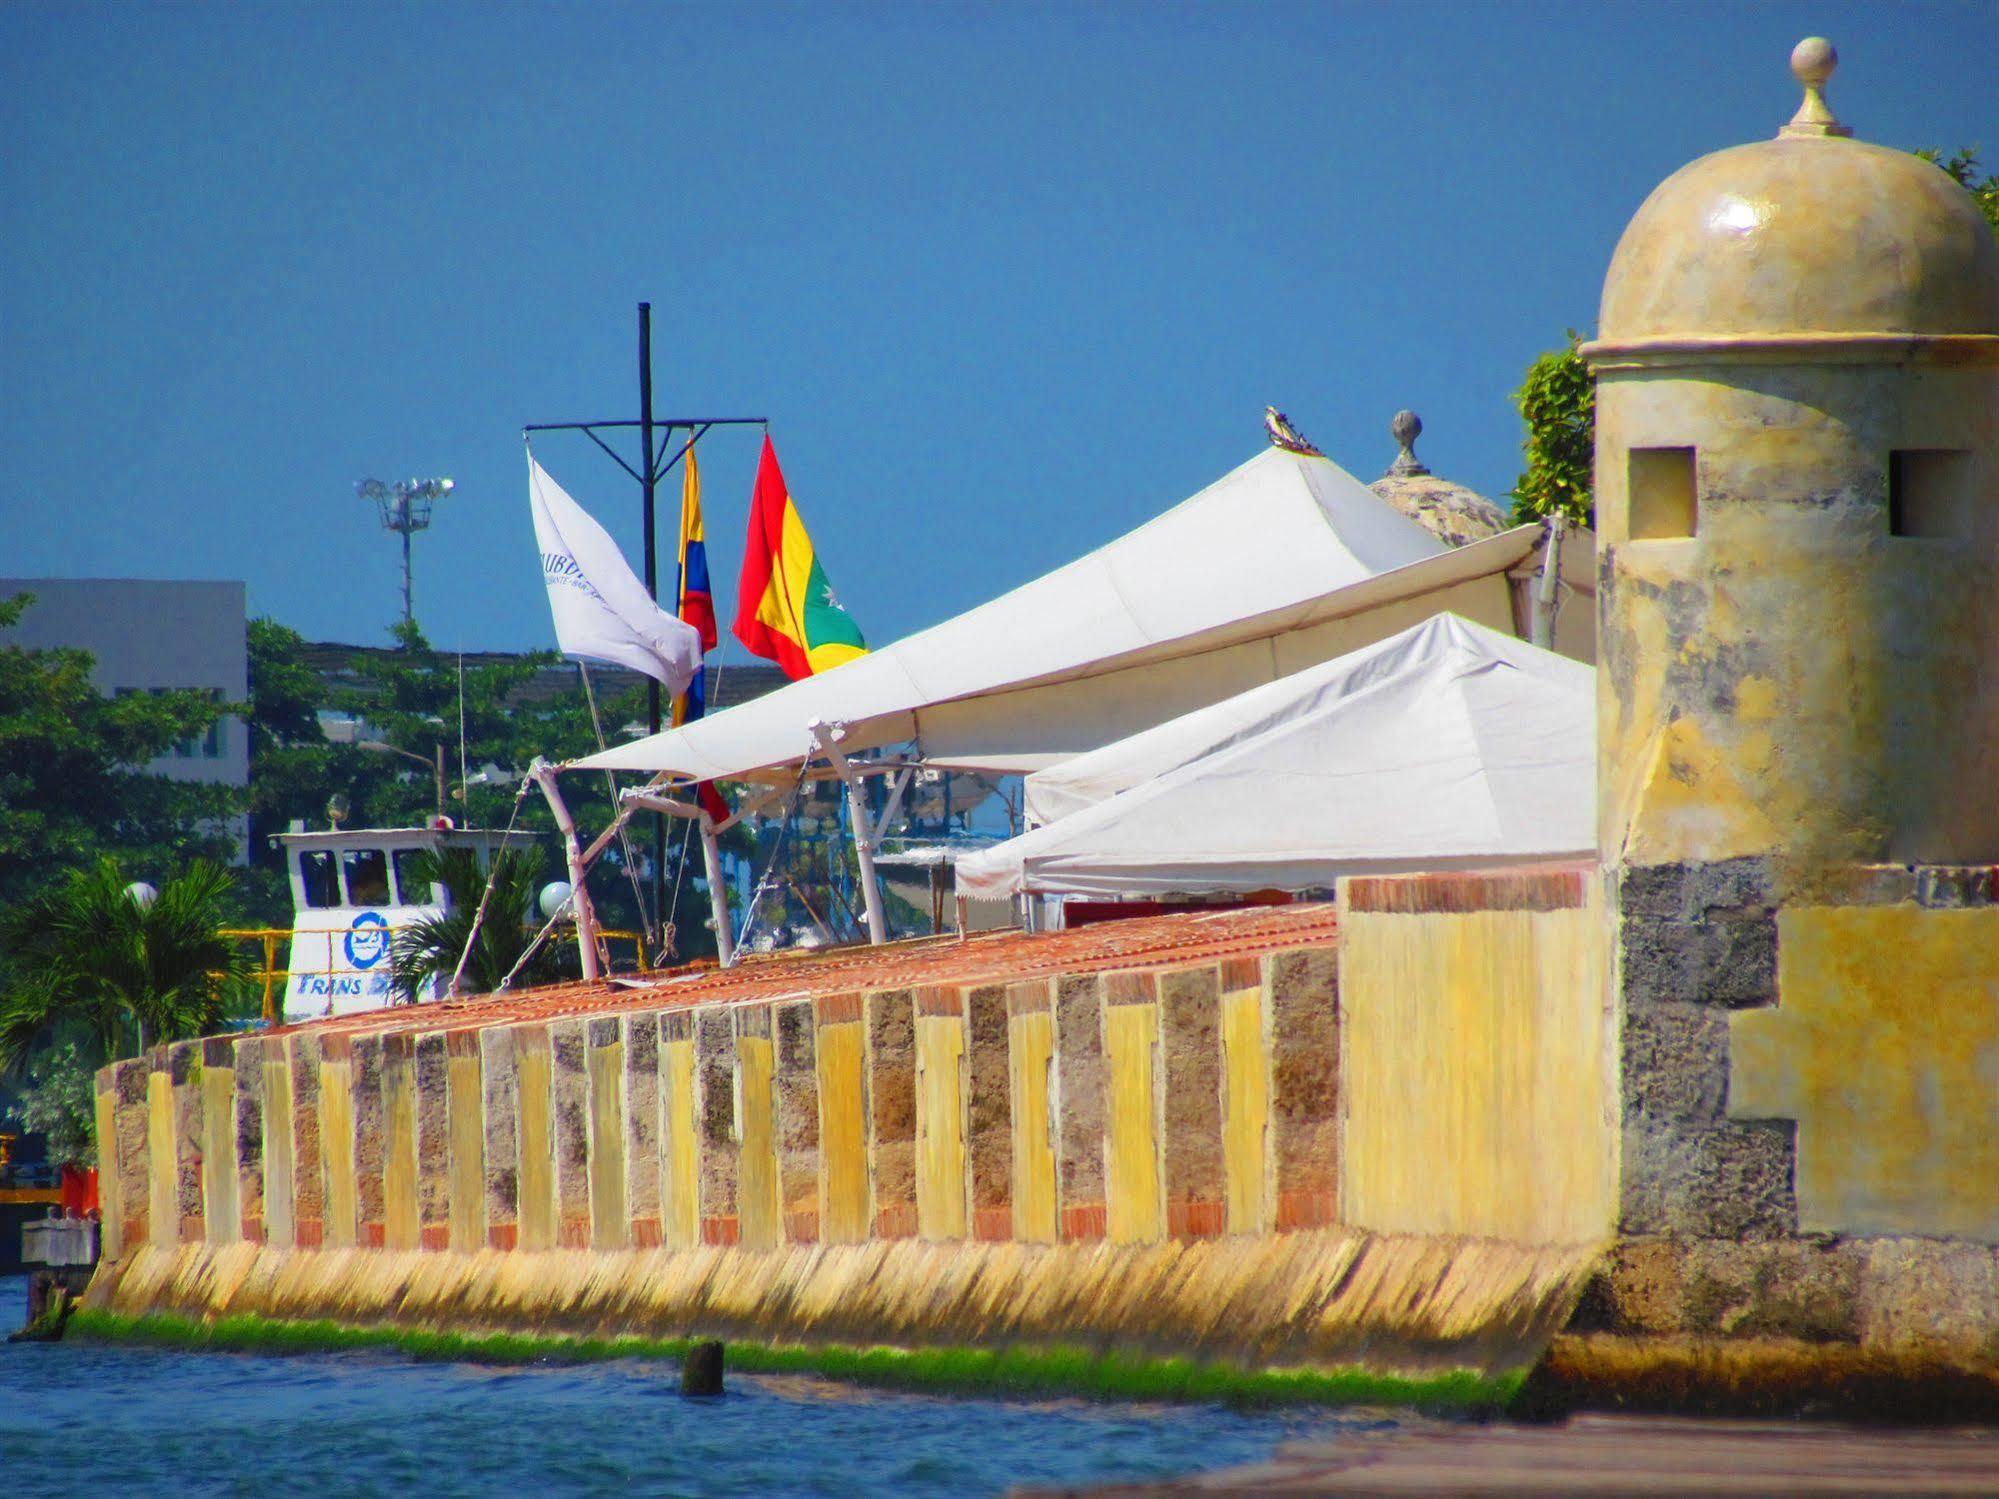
(220, 927, 656, 1025)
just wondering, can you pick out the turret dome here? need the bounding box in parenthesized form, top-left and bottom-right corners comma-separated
(1593, 39, 1999, 352)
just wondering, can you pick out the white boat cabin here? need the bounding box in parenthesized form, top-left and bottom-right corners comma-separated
(277, 826, 521, 1023)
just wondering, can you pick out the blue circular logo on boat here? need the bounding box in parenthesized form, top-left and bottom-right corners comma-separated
(345, 911, 390, 969)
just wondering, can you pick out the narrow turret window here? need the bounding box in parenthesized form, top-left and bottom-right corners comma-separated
(1627, 447, 1697, 539)
(1888, 450, 1970, 539)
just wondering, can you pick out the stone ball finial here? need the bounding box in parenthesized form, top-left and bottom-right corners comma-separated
(1388, 409, 1429, 477)
(1782, 37, 1850, 138)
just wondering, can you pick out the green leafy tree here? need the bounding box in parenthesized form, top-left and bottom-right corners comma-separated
(1918, 146, 1999, 237)
(1507, 332, 1596, 526)
(0, 857, 251, 1072)
(13, 1040, 96, 1168)
(0, 593, 238, 909)
(387, 846, 569, 998)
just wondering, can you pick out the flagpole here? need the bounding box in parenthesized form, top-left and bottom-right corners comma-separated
(638, 301, 665, 938)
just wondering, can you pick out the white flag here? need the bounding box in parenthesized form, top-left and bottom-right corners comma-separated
(528, 454, 700, 693)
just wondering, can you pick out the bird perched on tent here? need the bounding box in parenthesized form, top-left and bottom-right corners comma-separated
(1264, 406, 1323, 457)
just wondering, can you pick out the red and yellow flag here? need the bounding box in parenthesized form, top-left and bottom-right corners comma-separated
(732, 435, 867, 680)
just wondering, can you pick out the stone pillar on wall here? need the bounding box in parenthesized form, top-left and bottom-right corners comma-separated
(414, 1032, 452, 1251)
(914, 987, 969, 1242)
(1006, 981, 1058, 1243)
(695, 1007, 739, 1245)
(966, 983, 1012, 1242)
(1053, 974, 1106, 1241)
(732, 1007, 781, 1249)
(480, 1027, 521, 1251)
(585, 1016, 628, 1250)
(1269, 951, 1339, 1230)
(622, 1012, 662, 1248)
(550, 1020, 592, 1249)
(351, 1035, 386, 1248)
(445, 1029, 485, 1253)
(774, 999, 820, 1243)
(813, 994, 869, 1244)
(199, 1036, 239, 1246)
(1160, 966, 1224, 1239)
(232, 1036, 265, 1245)
(866, 989, 917, 1239)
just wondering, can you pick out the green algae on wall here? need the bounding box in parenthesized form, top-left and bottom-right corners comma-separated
(67, 1304, 1524, 1414)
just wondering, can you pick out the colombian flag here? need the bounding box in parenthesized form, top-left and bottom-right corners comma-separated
(733, 435, 867, 679)
(674, 442, 729, 825)
(673, 441, 718, 726)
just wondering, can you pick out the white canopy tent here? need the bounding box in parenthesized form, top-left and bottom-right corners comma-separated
(953, 614, 1595, 900)
(573, 446, 1489, 783)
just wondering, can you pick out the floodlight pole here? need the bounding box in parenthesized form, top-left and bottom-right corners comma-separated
(523, 303, 765, 953)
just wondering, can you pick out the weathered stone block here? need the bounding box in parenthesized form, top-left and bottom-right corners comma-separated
(232, 1036, 264, 1243)
(289, 1034, 325, 1247)
(351, 1034, 386, 1245)
(1054, 972, 1105, 1238)
(551, 1019, 591, 1247)
(622, 1011, 661, 1241)
(1619, 858, 1773, 921)
(1269, 949, 1338, 1230)
(480, 1027, 519, 1248)
(413, 1032, 451, 1246)
(774, 999, 819, 1242)
(1159, 965, 1223, 1238)
(1621, 911, 1777, 1009)
(1620, 995, 1797, 1238)
(965, 983, 1011, 1240)
(695, 1005, 739, 1243)
(867, 988, 917, 1238)
(1858, 1239, 1999, 1356)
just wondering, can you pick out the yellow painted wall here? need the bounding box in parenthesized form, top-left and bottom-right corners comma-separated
(735, 1035, 781, 1248)
(146, 1070, 175, 1249)
(262, 1055, 295, 1249)
(1104, 1002, 1164, 1245)
(447, 1053, 484, 1252)
(94, 1085, 121, 1258)
(816, 1021, 870, 1243)
(201, 1064, 239, 1245)
(588, 1040, 629, 1249)
(320, 1059, 357, 1249)
(661, 1037, 700, 1248)
(1008, 1009, 1057, 1243)
(515, 1040, 555, 1252)
(915, 1013, 968, 1240)
(1341, 904, 1614, 1244)
(1732, 905, 1999, 1241)
(1220, 982, 1271, 1235)
(383, 1056, 419, 1251)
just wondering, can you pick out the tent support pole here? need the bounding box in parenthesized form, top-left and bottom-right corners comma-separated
(1531, 515, 1566, 650)
(700, 816, 736, 968)
(812, 721, 889, 946)
(529, 758, 601, 985)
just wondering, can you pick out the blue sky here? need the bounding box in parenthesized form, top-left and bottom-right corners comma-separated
(2, 2, 1990, 656)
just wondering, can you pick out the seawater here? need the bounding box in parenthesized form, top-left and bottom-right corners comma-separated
(0, 1278, 1383, 1496)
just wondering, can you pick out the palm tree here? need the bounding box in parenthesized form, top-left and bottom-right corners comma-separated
(388, 846, 569, 1000)
(0, 858, 251, 1073)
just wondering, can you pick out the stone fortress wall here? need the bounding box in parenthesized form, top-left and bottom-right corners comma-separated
(86, 893, 1612, 1378)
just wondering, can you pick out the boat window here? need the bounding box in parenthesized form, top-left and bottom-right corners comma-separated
(299, 850, 341, 909)
(342, 848, 391, 908)
(392, 848, 439, 908)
